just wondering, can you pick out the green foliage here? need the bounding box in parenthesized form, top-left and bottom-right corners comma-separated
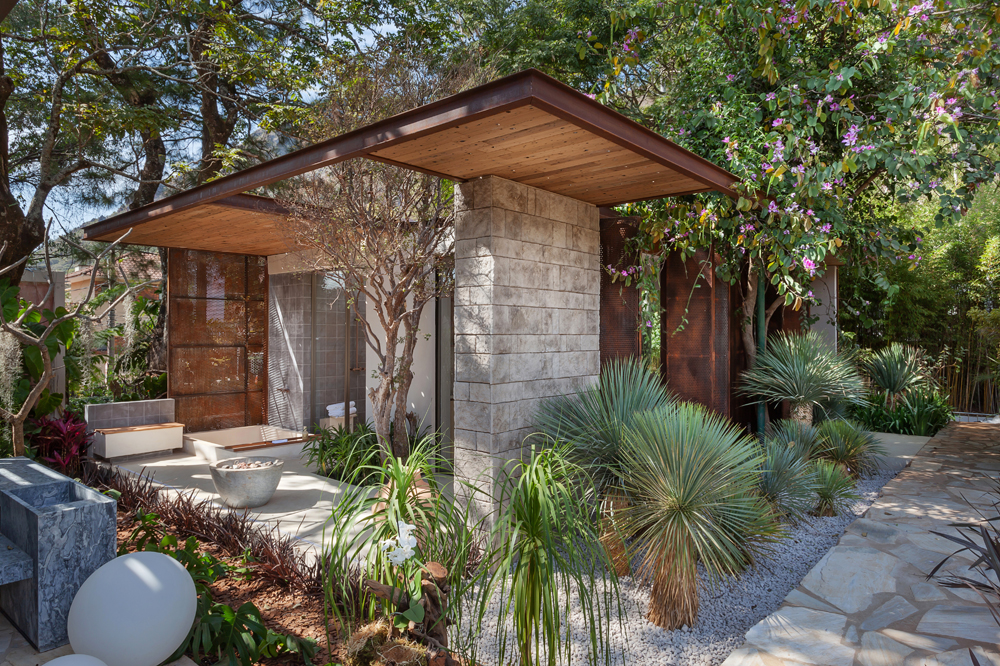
(815, 419, 885, 478)
(324, 437, 482, 633)
(584, 0, 1000, 317)
(738, 331, 866, 421)
(302, 422, 381, 485)
(620, 402, 781, 628)
(840, 190, 1000, 414)
(862, 343, 929, 399)
(853, 388, 954, 436)
(120, 510, 316, 666)
(812, 461, 859, 518)
(477, 443, 622, 666)
(767, 418, 823, 460)
(757, 440, 818, 523)
(534, 359, 673, 495)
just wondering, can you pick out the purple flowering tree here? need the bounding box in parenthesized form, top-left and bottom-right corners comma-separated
(583, 0, 999, 366)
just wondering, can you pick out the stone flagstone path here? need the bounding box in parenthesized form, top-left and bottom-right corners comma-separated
(723, 422, 1000, 666)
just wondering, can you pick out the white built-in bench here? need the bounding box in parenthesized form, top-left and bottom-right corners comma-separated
(92, 422, 184, 459)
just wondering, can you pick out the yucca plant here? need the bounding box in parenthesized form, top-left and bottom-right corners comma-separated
(757, 440, 819, 522)
(619, 402, 782, 630)
(767, 418, 824, 460)
(816, 419, 885, 478)
(738, 331, 866, 426)
(475, 443, 624, 666)
(812, 460, 859, 517)
(863, 343, 929, 407)
(535, 359, 673, 574)
(535, 359, 673, 493)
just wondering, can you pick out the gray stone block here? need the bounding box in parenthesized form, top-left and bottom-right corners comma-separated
(0, 463, 116, 652)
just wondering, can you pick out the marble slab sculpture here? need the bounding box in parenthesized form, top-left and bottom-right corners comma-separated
(0, 458, 116, 652)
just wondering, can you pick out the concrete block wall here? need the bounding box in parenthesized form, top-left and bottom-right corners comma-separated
(452, 176, 600, 513)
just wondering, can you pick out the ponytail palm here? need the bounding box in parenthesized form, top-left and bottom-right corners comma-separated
(738, 331, 865, 425)
(620, 403, 782, 630)
(535, 360, 673, 575)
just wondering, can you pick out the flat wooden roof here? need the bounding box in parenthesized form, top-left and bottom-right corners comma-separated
(84, 69, 737, 255)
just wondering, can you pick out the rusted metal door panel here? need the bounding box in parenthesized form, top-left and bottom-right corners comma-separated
(167, 250, 267, 432)
(599, 217, 641, 367)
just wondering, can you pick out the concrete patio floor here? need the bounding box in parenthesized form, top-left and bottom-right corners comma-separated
(115, 448, 360, 554)
(723, 422, 1000, 666)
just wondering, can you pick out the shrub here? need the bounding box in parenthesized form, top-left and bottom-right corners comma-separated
(620, 402, 782, 629)
(757, 440, 818, 522)
(815, 419, 885, 478)
(478, 443, 623, 666)
(324, 437, 483, 635)
(303, 422, 381, 485)
(812, 461, 859, 517)
(862, 343, 929, 403)
(853, 387, 953, 436)
(738, 331, 866, 425)
(534, 359, 673, 495)
(767, 418, 823, 460)
(27, 411, 90, 476)
(121, 510, 316, 665)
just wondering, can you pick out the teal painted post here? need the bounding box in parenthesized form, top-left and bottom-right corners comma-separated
(756, 269, 767, 436)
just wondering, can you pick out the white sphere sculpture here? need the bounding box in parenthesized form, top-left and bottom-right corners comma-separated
(46, 656, 109, 666)
(67, 551, 197, 666)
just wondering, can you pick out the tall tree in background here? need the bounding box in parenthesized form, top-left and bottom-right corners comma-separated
(2, 0, 455, 370)
(582, 0, 999, 367)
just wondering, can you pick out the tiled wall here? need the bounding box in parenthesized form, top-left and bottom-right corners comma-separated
(84, 398, 176, 433)
(267, 271, 366, 430)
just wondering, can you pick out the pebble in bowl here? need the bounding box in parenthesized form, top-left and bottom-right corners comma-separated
(209, 456, 284, 508)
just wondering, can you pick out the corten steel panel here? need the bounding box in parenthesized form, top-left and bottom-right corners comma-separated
(660, 250, 732, 417)
(729, 280, 755, 432)
(168, 249, 268, 432)
(600, 217, 642, 367)
(168, 249, 247, 299)
(247, 256, 267, 301)
(169, 299, 248, 346)
(170, 347, 246, 395)
(174, 394, 248, 432)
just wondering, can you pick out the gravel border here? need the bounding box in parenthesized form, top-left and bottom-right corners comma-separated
(459, 468, 899, 666)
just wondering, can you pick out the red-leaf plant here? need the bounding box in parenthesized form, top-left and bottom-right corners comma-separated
(27, 412, 90, 477)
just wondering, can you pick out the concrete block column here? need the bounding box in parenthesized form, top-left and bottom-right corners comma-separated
(452, 176, 600, 516)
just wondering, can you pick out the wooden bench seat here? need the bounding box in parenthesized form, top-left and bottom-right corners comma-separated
(93, 422, 184, 458)
(94, 422, 184, 435)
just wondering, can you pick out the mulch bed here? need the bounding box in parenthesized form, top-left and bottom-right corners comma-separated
(116, 512, 344, 666)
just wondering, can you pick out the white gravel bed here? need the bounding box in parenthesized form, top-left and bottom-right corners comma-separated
(455, 468, 898, 666)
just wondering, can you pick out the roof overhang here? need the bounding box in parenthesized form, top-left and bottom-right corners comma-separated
(84, 69, 738, 255)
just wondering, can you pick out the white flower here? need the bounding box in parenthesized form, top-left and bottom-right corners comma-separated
(380, 539, 396, 552)
(387, 545, 414, 566)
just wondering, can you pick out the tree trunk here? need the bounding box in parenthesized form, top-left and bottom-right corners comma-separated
(791, 402, 813, 426)
(646, 550, 698, 630)
(0, 46, 40, 287)
(11, 419, 23, 457)
(599, 491, 631, 576)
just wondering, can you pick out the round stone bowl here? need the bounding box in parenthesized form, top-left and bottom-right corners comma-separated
(209, 456, 284, 508)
